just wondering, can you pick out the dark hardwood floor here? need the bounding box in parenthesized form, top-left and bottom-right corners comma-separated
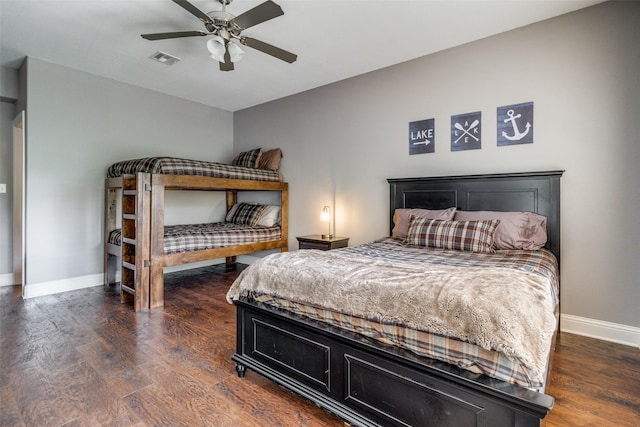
(1, 264, 638, 427)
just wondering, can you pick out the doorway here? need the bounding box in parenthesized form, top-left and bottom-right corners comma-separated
(13, 110, 25, 296)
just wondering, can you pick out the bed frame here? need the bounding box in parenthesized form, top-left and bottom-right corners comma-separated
(104, 172, 288, 311)
(232, 170, 563, 427)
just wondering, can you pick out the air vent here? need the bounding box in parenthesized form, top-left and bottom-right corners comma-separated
(149, 51, 180, 66)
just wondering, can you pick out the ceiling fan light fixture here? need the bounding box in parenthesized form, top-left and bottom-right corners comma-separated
(142, 0, 296, 71)
(207, 36, 227, 62)
(227, 42, 245, 62)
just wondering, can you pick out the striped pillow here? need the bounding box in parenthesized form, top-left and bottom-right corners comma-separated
(231, 148, 262, 168)
(226, 203, 269, 226)
(407, 217, 500, 253)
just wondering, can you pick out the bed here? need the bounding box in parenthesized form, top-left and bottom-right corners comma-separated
(227, 170, 563, 427)
(104, 154, 288, 311)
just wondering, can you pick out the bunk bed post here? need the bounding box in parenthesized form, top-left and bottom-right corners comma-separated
(104, 179, 119, 287)
(226, 190, 238, 264)
(149, 175, 165, 309)
(136, 173, 152, 311)
(281, 184, 289, 251)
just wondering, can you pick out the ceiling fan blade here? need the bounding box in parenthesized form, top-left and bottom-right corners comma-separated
(233, 0, 284, 30)
(220, 50, 234, 71)
(242, 37, 297, 63)
(141, 30, 208, 40)
(172, 0, 213, 25)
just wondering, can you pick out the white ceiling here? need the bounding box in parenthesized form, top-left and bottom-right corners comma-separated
(0, 0, 602, 112)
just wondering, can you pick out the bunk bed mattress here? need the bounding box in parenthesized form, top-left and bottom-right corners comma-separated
(109, 222, 281, 254)
(106, 157, 282, 182)
(227, 237, 559, 388)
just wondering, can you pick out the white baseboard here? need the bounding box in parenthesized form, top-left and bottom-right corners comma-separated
(164, 259, 223, 273)
(0, 273, 14, 287)
(23, 273, 103, 299)
(113, 258, 246, 278)
(560, 313, 640, 348)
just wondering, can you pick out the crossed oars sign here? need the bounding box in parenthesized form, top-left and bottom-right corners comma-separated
(454, 120, 479, 143)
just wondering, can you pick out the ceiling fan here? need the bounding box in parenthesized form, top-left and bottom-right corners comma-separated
(141, 0, 297, 71)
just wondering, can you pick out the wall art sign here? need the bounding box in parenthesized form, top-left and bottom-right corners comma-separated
(409, 118, 435, 155)
(497, 102, 533, 146)
(451, 111, 481, 151)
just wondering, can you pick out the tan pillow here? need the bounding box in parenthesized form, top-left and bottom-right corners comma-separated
(453, 210, 547, 250)
(392, 207, 457, 239)
(258, 148, 283, 171)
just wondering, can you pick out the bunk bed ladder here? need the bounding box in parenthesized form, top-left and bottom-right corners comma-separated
(119, 173, 151, 311)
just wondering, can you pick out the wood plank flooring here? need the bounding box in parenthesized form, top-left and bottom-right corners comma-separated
(1, 264, 638, 427)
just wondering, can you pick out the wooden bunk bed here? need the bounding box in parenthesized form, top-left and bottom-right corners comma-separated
(104, 157, 288, 311)
(228, 170, 562, 427)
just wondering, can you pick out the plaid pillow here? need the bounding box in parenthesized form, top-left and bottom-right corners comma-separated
(226, 203, 269, 226)
(407, 217, 500, 253)
(231, 148, 262, 168)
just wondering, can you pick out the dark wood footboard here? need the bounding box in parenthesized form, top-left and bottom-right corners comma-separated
(233, 300, 554, 427)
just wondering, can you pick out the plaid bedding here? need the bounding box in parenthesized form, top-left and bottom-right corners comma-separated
(241, 237, 559, 389)
(344, 237, 559, 303)
(109, 222, 281, 254)
(106, 157, 282, 182)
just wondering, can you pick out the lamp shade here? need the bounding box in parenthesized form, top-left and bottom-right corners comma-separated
(227, 41, 245, 62)
(206, 35, 226, 62)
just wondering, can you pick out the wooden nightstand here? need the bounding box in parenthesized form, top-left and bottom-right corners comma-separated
(297, 235, 349, 251)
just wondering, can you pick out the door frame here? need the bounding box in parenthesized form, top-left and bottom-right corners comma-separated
(13, 110, 25, 296)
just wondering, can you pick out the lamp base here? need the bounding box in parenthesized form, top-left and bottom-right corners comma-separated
(321, 234, 334, 240)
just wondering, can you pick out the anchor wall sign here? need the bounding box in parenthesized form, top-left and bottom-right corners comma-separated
(409, 118, 435, 155)
(451, 111, 481, 152)
(498, 102, 533, 146)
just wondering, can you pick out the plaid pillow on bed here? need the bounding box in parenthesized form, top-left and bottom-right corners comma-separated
(407, 217, 500, 253)
(231, 148, 263, 168)
(226, 203, 269, 226)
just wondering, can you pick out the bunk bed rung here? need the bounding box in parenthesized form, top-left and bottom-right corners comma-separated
(121, 284, 135, 295)
(123, 190, 137, 196)
(123, 261, 136, 271)
(123, 214, 136, 220)
(122, 237, 136, 245)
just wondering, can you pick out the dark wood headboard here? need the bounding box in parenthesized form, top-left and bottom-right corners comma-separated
(388, 171, 563, 263)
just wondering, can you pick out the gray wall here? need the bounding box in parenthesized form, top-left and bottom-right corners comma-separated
(1, 66, 19, 100)
(23, 58, 233, 286)
(234, 2, 640, 329)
